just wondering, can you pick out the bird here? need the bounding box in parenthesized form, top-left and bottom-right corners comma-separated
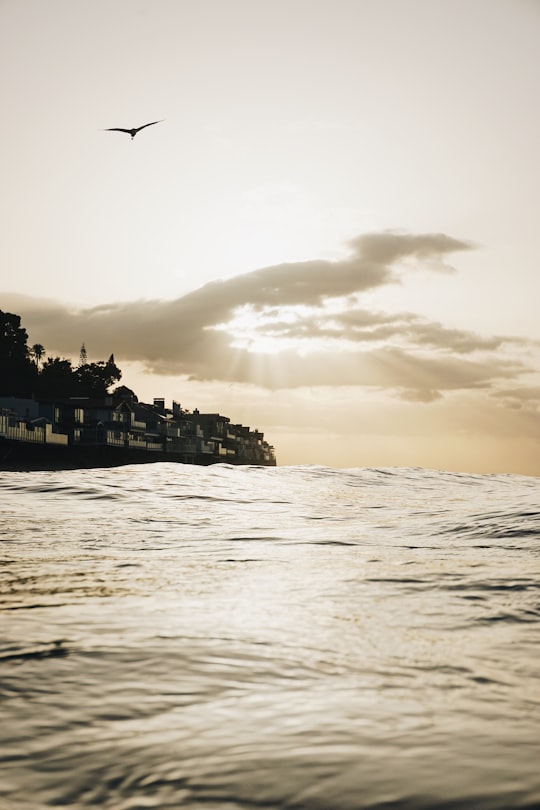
(103, 120, 164, 140)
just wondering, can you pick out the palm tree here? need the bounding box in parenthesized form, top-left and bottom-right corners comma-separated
(31, 343, 45, 370)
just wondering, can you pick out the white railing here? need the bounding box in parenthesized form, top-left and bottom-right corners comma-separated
(0, 416, 68, 446)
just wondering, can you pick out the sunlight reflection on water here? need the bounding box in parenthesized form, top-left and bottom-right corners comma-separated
(1, 464, 540, 809)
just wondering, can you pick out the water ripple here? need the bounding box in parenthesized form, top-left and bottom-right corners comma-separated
(1, 464, 539, 809)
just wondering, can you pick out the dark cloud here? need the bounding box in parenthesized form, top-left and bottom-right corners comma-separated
(491, 386, 540, 410)
(349, 232, 473, 269)
(248, 307, 519, 353)
(3, 229, 533, 402)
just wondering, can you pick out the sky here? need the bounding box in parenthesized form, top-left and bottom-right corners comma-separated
(1, 0, 539, 474)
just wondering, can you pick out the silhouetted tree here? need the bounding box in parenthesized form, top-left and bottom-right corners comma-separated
(0, 310, 37, 395)
(30, 343, 45, 370)
(113, 385, 138, 402)
(37, 357, 76, 399)
(75, 357, 122, 397)
(1, 310, 124, 401)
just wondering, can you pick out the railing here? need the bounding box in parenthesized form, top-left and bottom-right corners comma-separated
(127, 437, 147, 449)
(0, 417, 68, 446)
(104, 433, 125, 447)
(2, 424, 44, 444)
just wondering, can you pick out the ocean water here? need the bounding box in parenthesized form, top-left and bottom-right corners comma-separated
(1, 463, 539, 810)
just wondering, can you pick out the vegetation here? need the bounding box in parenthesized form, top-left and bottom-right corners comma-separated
(0, 309, 122, 399)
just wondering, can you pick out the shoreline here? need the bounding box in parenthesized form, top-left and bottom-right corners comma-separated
(0, 439, 276, 471)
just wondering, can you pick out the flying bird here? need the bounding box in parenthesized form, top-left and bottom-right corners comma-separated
(104, 120, 164, 140)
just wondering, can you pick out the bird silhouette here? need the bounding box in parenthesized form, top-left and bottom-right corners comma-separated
(104, 120, 164, 140)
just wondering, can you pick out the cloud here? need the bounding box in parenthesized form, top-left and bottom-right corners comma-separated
(243, 307, 519, 354)
(491, 385, 540, 410)
(348, 231, 473, 270)
(3, 229, 534, 402)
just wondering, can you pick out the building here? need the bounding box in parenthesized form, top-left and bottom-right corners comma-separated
(0, 394, 276, 469)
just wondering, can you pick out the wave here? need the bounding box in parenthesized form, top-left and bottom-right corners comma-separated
(2, 463, 540, 809)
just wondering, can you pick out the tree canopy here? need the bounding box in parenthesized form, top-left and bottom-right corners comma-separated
(0, 309, 122, 399)
(0, 310, 36, 396)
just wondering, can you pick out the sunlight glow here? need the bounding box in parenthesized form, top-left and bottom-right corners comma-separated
(210, 300, 399, 356)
